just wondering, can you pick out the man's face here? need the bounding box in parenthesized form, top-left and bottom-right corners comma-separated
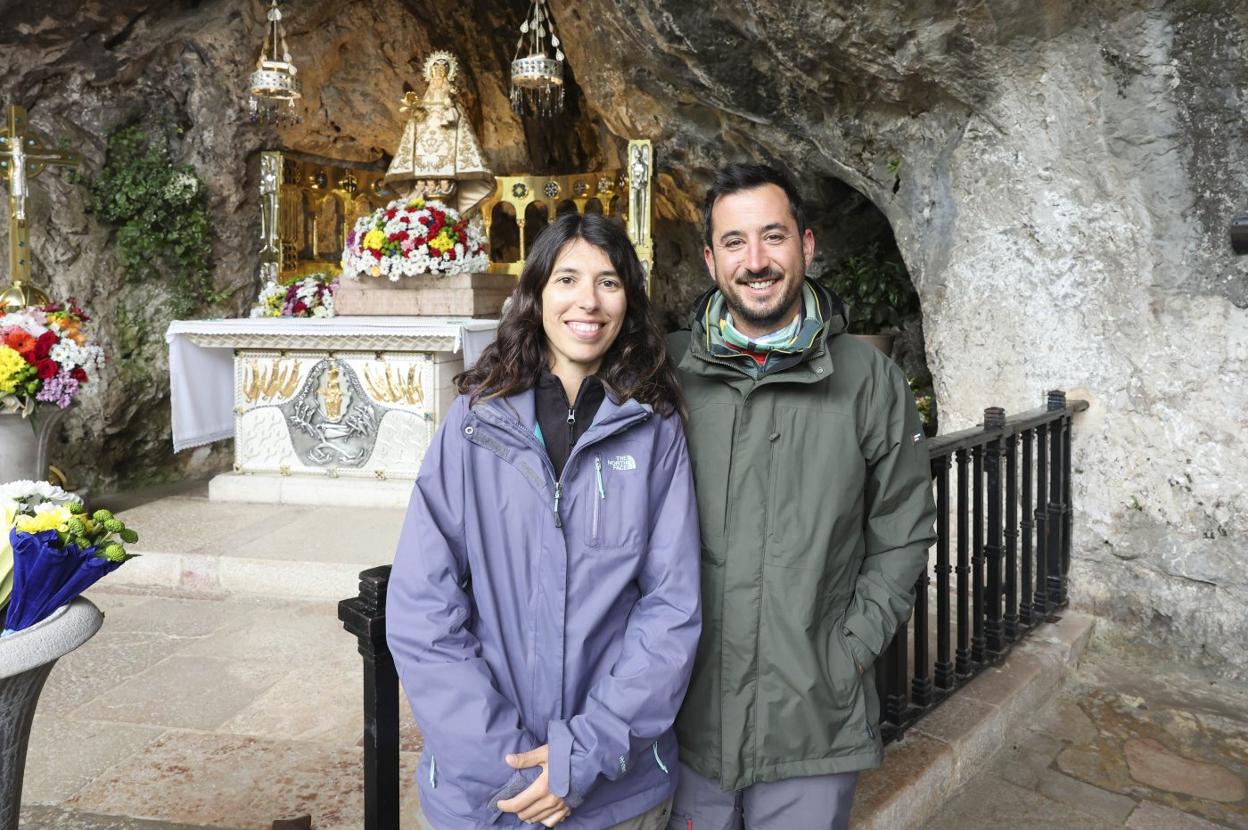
(704, 183, 815, 338)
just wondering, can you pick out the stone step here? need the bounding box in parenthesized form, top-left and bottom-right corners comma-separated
(851, 612, 1096, 830)
(110, 492, 405, 601)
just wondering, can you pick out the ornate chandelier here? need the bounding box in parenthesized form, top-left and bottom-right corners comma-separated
(248, 0, 301, 124)
(510, 0, 565, 118)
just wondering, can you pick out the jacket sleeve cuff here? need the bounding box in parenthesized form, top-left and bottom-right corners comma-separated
(485, 767, 541, 822)
(843, 625, 875, 673)
(546, 719, 585, 808)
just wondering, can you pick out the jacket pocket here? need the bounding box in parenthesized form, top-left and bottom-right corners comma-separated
(765, 406, 863, 569)
(685, 403, 736, 560)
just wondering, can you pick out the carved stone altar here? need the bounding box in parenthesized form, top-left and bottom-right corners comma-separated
(166, 317, 497, 507)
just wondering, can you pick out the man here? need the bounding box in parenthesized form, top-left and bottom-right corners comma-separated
(667, 163, 937, 829)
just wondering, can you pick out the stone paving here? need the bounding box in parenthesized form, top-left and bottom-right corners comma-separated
(19, 587, 422, 830)
(920, 629, 1248, 830)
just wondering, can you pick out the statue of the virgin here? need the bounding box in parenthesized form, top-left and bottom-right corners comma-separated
(385, 51, 494, 216)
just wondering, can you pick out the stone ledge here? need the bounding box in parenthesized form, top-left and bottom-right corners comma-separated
(850, 612, 1096, 830)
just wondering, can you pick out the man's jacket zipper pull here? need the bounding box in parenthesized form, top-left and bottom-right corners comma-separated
(595, 456, 605, 499)
(553, 482, 563, 528)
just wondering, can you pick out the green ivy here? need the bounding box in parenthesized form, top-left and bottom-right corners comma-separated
(86, 125, 220, 316)
(819, 241, 918, 335)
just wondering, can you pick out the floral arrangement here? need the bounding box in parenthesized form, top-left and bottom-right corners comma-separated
(340, 197, 488, 280)
(0, 299, 104, 415)
(250, 272, 338, 318)
(1, 480, 138, 634)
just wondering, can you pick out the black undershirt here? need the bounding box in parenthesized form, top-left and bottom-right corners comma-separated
(535, 368, 605, 479)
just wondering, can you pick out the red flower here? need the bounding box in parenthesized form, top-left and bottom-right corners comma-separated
(5, 329, 36, 360)
(385, 209, 397, 220)
(292, 301, 308, 315)
(399, 215, 410, 224)
(71, 367, 88, 384)
(35, 359, 59, 380)
(34, 331, 58, 361)
(370, 249, 383, 260)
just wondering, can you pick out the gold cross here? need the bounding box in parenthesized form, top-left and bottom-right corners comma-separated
(0, 105, 81, 310)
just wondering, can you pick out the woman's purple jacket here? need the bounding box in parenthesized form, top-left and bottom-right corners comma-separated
(386, 387, 702, 829)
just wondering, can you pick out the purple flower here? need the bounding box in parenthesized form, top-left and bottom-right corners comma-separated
(35, 369, 80, 408)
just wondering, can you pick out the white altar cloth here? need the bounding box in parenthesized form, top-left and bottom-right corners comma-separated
(165, 316, 499, 453)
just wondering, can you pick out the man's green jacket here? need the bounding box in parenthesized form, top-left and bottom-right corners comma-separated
(670, 279, 937, 791)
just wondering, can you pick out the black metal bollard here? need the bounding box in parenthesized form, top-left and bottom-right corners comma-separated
(339, 566, 401, 830)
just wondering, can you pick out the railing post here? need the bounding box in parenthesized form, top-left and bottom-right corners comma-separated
(1004, 429, 1020, 642)
(884, 618, 909, 727)
(955, 448, 972, 677)
(1033, 422, 1050, 618)
(1019, 429, 1035, 627)
(1062, 400, 1075, 600)
(339, 566, 401, 830)
(1046, 390, 1068, 607)
(983, 407, 1005, 659)
(971, 443, 985, 664)
(911, 565, 933, 706)
(933, 455, 955, 691)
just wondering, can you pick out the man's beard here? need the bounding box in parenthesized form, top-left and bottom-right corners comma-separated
(720, 267, 805, 332)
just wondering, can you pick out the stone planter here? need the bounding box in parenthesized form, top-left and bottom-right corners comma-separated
(852, 332, 896, 357)
(0, 598, 102, 830)
(0, 407, 68, 484)
(333, 272, 514, 317)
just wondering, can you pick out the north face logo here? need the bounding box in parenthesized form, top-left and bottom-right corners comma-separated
(607, 455, 637, 471)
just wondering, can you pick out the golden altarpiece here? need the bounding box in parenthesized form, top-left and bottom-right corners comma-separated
(178, 138, 653, 507)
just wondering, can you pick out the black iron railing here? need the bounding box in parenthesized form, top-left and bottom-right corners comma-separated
(874, 389, 1087, 742)
(340, 388, 1089, 827)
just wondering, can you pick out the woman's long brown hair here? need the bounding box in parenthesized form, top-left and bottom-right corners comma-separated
(456, 212, 685, 420)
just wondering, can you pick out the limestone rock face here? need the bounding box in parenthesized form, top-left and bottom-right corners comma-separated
(2, 0, 1245, 673)
(551, 0, 1248, 674)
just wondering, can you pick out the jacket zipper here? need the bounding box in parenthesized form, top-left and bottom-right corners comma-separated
(472, 404, 647, 530)
(592, 455, 604, 542)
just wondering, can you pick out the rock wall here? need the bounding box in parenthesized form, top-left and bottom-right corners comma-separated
(2, 0, 1244, 673)
(551, 0, 1248, 675)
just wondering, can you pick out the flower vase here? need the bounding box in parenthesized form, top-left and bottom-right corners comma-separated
(0, 407, 68, 485)
(0, 598, 102, 830)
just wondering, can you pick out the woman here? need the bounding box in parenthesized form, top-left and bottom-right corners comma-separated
(387, 212, 701, 830)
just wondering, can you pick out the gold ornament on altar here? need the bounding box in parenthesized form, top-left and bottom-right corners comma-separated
(510, 0, 565, 117)
(384, 51, 493, 216)
(248, 0, 302, 125)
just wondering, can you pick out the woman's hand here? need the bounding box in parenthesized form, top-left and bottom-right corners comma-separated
(497, 745, 571, 826)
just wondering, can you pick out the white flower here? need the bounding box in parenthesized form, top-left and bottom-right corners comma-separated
(0, 312, 49, 337)
(0, 480, 74, 506)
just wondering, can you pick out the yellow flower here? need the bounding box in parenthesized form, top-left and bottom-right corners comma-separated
(427, 230, 456, 253)
(0, 498, 16, 609)
(363, 229, 386, 250)
(0, 346, 30, 395)
(15, 505, 73, 534)
(405, 198, 425, 210)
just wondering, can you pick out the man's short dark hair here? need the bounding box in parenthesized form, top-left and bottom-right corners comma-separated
(703, 163, 807, 247)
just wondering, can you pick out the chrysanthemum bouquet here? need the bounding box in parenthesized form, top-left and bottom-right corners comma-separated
(340, 197, 488, 281)
(250, 272, 338, 318)
(0, 480, 138, 634)
(0, 299, 104, 415)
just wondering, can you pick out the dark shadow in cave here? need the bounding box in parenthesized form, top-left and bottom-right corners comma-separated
(807, 175, 937, 433)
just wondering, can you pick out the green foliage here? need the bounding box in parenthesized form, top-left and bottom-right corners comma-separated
(819, 241, 918, 335)
(86, 125, 220, 316)
(909, 375, 935, 427)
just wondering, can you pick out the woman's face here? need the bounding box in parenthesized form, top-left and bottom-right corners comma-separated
(540, 238, 628, 378)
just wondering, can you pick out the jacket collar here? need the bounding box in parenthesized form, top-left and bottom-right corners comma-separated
(472, 384, 652, 449)
(679, 278, 847, 384)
